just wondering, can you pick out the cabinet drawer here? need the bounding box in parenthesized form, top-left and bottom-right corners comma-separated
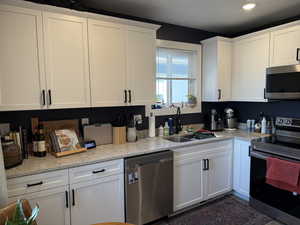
(7, 169, 68, 197)
(173, 139, 233, 157)
(69, 159, 123, 184)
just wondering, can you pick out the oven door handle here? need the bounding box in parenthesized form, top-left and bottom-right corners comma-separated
(250, 150, 300, 163)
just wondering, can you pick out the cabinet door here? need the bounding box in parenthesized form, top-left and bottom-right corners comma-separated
(270, 25, 300, 67)
(8, 186, 70, 225)
(70, 174, 124, 225)
(233, 140, 250, 198)
(126, 27, 156, 105)
(232, 34, 270, 102)
(202, 40, 218, 101)
(0, 6, 46, 111)
(174, 152, 205, 211)
(217, 40, 232, 101)
(206, 148, 232, 200)
(43, 12, 90, 109)
(88, 20, 127, 107)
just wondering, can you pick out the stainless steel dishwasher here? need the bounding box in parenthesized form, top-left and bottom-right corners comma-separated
(125, 150, 173, 225)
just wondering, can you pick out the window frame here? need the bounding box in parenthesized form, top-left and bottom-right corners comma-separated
(152, 39, 202, 116)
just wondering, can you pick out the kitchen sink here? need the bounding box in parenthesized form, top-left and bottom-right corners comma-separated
(164, 136, 193, 143)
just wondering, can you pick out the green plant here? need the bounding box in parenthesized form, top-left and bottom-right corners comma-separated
(5, 200, 39, 225)
(187, 94, 197, 102)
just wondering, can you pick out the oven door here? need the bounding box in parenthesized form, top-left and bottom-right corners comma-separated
(250, 149, 300, 225)
(265, 65, 300, 100)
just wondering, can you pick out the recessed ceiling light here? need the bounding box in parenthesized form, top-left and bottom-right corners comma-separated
(242, 2, 256, 11)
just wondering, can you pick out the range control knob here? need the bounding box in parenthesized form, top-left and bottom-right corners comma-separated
(286, 120, 292, 125)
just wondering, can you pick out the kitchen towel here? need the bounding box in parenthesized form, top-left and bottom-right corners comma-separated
(266, 157, 300, 193)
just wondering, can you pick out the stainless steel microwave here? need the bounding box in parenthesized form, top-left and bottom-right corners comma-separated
(265, 64, 300, 100)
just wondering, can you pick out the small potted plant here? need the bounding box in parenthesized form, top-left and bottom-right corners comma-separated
(187, 95, 197, 108)
(5, 200, 39, 225)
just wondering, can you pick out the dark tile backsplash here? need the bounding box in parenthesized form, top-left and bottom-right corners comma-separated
(0, 106, 203, 134)
(202, 101, 300, 123)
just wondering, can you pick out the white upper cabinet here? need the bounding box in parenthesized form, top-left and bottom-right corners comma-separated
(126, 27, 156, 105)
(231, 33, 270, 102)
(0, 6, 46, 111)
(202, 37, 232, 102)
(88, 20, 127, 107)
(270, 24, 300, 67)
(43, 12, 90, 109)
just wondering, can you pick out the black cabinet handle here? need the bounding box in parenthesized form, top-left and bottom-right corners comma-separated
(248, 146, 252, 157)
(27, 181, 43, 188)
(297, 48, 300, 61)
(92, 169, 106, 174)
(264, 88, 266, 99)
(203, 159, 206, 171)
(72, 189, 75, 206)
(65, 191, 69, 208)
(48, 90, 52, 105)
(42, 90, 46, 106)
(124, 90, 127, 103)
(128, 90, 132, 103)
(207, 159, 210, 170)
(218, 89, 221, 100)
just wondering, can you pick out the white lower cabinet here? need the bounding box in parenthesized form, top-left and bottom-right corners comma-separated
(233, 139, 251, 198)
(8, 186, 70, 225)
(174, 151, 206, 211)
(205, 149, 232, 199)
(7, 160, 124, 225)
(173, 140, 233, 212)
(70, 174, 124, 225)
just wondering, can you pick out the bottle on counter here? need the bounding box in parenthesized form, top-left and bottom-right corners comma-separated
(32, 128, 39, 156)
(163, 122, 169, 137)
(33, 124, 46, 157)
(158, 124, 164, 137)
(261, 117, 267, 134)
(168, 118, 174, 135)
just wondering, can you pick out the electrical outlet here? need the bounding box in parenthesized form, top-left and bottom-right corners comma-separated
(81, 118, 89, 126)
(134, 114, 142, 124)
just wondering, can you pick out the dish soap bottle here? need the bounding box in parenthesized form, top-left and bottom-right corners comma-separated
(164, 122, 169, 137)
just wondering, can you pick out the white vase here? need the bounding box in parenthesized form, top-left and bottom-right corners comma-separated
(0, 139, 8, 207)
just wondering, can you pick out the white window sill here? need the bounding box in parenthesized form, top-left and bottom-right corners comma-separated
(150, 105, 201, 116)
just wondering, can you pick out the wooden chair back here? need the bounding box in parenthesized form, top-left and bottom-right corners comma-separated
(0, 200, 37, 225)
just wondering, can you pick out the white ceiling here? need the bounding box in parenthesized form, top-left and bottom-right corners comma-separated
(83, 0, 300, 34)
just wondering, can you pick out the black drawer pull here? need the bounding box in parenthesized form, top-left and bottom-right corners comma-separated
(65, 191, 69, 208)
(27, 181, 43, 187)
(42, 90, 46, 106)
(128, 90, 132, 103)
(124, 90, 127, 103)
(297, 48, 300, 61)
(48, 90, 52, 105)
(72, 189, 75, 206)
(92, 169, 106, 174)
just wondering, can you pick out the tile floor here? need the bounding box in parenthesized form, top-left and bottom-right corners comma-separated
(152, 195, 283, 225)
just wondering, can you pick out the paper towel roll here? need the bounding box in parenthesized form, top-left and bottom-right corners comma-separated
(149, 113, 156, 138)
(0, 139, 8, 207)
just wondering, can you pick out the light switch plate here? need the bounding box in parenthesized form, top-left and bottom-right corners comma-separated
(81, 118, 89, 126)
(0, 123, 10, 136)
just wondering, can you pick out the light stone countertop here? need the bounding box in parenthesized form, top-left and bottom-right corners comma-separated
(5, 129, 269, 179)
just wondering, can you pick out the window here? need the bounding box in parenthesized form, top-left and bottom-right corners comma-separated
(156, 47, 197, 107)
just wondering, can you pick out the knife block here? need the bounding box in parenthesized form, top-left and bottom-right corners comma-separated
(113, 127, 126, 144)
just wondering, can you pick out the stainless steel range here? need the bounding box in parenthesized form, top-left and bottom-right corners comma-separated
(250, 117, 300, 225)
